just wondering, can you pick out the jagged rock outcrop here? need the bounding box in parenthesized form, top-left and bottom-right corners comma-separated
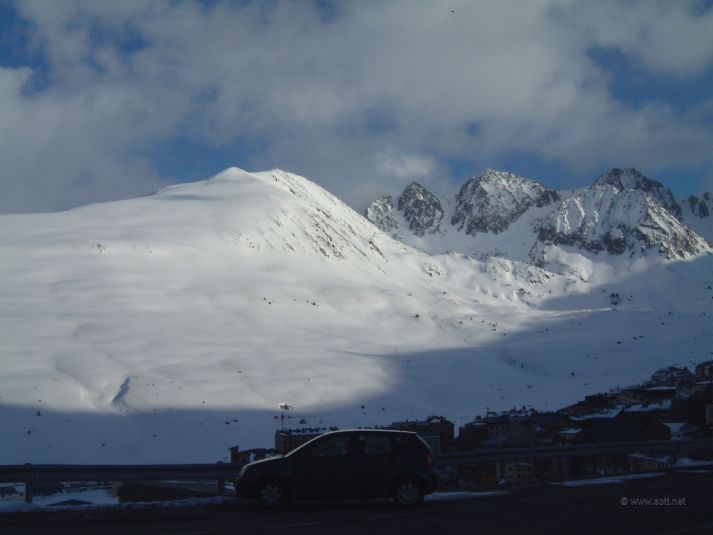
(593, 168, 682, 220)
(452, 170, 558, 235)
(536, 185, 711, 259)
(397, 182, 444, 236)
(366, 167, 711, 267)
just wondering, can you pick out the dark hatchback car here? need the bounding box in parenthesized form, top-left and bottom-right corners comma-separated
(234, 429, 438, 508)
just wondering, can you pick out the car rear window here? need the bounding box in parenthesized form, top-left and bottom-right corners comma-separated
(393, 434, 430, 455)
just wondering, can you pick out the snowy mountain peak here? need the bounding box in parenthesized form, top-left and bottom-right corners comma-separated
(535, 184, 711, 262)
(593, 168, 682, 220)
(365, 167, 710, 273)
(95, 167, 410, 274)
(452, 169, 558, 235)
(396, 182, 444, 236)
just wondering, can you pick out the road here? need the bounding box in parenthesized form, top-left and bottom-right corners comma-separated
(2, 469, 713, 534)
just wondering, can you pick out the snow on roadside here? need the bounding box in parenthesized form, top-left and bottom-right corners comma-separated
(0, 487, 118, 513)
(0, 489, 246, 514)
(672, 458, 713, 468)
(0, 487, 508, 514)
(550, 472, 665, 487)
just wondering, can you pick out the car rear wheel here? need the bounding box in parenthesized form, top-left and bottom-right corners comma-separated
(393, 478, 424, 508)
(257, 479, 288, 509)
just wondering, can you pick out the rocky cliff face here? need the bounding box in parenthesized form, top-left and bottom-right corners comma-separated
(451, 169, 558, 235)
(397, 182, 445, 236)
(536, 185, 709, 260)
(593, 167, 682, 220)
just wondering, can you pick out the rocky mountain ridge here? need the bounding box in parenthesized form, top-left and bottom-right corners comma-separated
(452, 169, 559, 235)
(365, 167, 712, 267)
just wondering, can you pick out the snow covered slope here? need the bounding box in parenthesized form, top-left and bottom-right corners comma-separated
(0, 168, 711, 463)
(593, 168, 682, 220)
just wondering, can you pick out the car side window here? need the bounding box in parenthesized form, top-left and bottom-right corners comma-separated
(302, 435, 350, 458)
(356, 435, 393, 456)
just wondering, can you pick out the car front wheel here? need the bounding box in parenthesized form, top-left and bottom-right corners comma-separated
(393, 478, 424, 508)
(257, 479, 288, 509)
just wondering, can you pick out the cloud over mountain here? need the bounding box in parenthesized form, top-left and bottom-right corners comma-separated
(1, 0, 712, 213)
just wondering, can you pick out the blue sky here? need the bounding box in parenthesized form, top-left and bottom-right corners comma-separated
(1, 0, 712, 213)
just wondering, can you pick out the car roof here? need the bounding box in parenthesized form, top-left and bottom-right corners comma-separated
(321, 429, 418, 436)
(285, 428, 425, 457)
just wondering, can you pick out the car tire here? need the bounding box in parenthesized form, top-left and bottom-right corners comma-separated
(257, 479, 288, 509)
(392, 478, 424, 508)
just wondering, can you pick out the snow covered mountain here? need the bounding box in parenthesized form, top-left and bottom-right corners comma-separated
(366, 167, 711, 273)
(0, 167, 711, 464)
(593, 167, 683, 220)
(536, 184, 707, 262)
(365, 182, 445, 239)
(451, 169, 559, 235)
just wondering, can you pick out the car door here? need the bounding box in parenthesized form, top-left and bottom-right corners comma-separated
(287, 434, 353, 500)
(346, 433, 393, 499)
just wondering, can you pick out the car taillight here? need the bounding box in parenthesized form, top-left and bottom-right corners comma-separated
(426, 454, 433, 468)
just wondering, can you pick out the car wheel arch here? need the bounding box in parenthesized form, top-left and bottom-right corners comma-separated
(391, 476, 425, 508)
(256, 477, 290, 508)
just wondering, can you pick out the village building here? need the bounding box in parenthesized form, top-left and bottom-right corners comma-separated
(695, 360, 713, 380)
(663, 422, 703, 441)
(387, 415, 455, 454)
(273, 427, 338, 453)
(628, 453, 670, 472)
(456, 420, 490, 450)
(229, 446, 281, 466)
(619, 400, 672, 421)
(671, 383, 713, 430)
(648, 366, 696, 387)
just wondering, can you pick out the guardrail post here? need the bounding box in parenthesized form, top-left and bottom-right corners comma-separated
(23, 463, 34, 504)
(217, 461, 225, 496)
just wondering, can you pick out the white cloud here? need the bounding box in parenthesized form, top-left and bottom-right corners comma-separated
(558, 0, 713, 78)
(376, 147, 437, 181)
(1, 0, 712, 213)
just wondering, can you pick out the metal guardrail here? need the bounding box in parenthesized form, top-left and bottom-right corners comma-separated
(1, 439, 711, 503)
(433, 439, 713, 466)
(0, 462, 242, 503)
(0, 463, 241, 484)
